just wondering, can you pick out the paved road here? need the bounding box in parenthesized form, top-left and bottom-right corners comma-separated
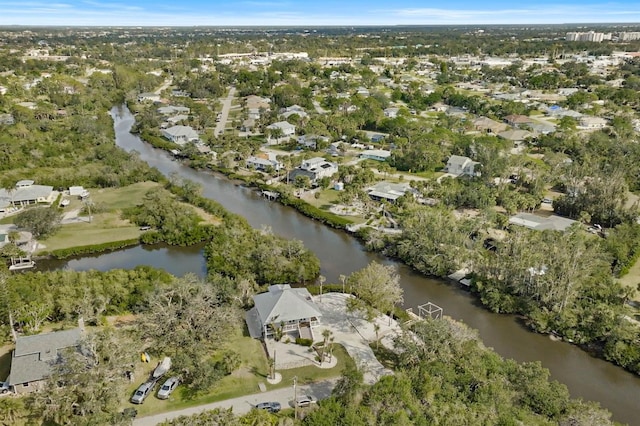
(215, 87, 236, 136)
(154, 78, 173, 96)
(133, 378, 337, 426)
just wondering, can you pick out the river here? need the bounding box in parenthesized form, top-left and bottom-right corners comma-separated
(41, 105, 640, 424)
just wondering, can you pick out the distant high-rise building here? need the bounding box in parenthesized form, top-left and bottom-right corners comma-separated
(619, 32, 640, 41)
(565, 31, 607, 43)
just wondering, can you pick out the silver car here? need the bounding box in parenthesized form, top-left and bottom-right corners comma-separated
(157, 377, 180, 400)
(130, 381, 155, 404)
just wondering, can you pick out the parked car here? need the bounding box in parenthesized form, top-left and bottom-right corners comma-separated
(157, 377, 180, 400)
(295, 395, 316, 407)
(255, 401, 281, 413)
(130, 381, 155, 404)
(0, 381, 11, 395)
(541, 198, 553, 204)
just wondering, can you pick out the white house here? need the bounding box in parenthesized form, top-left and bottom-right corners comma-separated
(360, 149, 391, 162)
(157, 105, 190, 115)
(137, 92, 160, 103)
(368, 181, 415, 202)
(246, 153, 282, 171)
(579, 116, 607, 129)
(0, 180, 55, 211)
(161, 126, 199, 146)
(444, 155, 480, 177)
(384, 107, 400, 118)
(299, 157, 338, 180)
(245, 285, 322, 339)
(266, 121, 296, 144)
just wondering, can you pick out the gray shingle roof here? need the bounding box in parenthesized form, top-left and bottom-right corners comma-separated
(9, 328, 82, 385)
(252, 285, 322, 326)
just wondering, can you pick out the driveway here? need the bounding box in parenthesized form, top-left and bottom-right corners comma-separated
(133, 379, 337, 426)
(215, 87, 236, 136)
(312, 293, 398, 385)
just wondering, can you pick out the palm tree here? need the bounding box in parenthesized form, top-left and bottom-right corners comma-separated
(374, 323, 381, 349)
(320, 329, 333, 363)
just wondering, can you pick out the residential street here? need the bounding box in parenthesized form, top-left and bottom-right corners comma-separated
(132, 378, 337, 426)
(215, 87, 236, 136)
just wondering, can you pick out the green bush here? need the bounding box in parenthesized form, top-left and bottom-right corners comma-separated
(295, 337, 313, 347)
(46, 239, 140, 259)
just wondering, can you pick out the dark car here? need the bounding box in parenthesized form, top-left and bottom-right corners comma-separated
(255, 401, 281, 413)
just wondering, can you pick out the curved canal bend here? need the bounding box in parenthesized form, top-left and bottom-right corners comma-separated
(42, 106, 639, 424)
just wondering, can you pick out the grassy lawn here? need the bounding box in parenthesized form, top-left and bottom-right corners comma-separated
(130, 329, 352, 417)
(305, 189, 340, 210)
(89, 181, 160, 211)
(617, 260, 640, 303)
(38, 214, 142, 253)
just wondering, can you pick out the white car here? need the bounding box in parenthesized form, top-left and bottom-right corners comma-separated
(0, 381, 11, 395)
(295, 395, 316, 407)
(157, 377, 180, 400)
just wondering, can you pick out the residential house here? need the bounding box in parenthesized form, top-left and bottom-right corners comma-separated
(579, 116, 607, 129)
(508, 212, 577, 232)
(161, 125, 199, 146)
(280, 105, 308, 120)
(246, 152, 282, 171)
(0, 180, 55, 211)
(445, 106, 467, 118)
(430, 102, 448, 112)
(367, 181, 415, 203)
(355, 87, 370, 97)
(241, 118, 256, 133)
(528, 122, 556, 135)
(157, 105, 190, 115)
(383, 107, 400, 118)
(498, 129, 533, 144)
(287, 157, 338, 184)
(137, 92, 160, 103)
(444, 155, 480, 177)
(245, 285, 322, 339)
(297, 134, 330, 150)
(266, 121, 296, 144)
(0, 113, 15, 125)
(245, 95, 271, 120)
(504, 114, 533, 128)
(360, 149, 391, 162)
(167, 115, 189, 125)
(472, 116, 507, 134)
(8, 328, 83, 393)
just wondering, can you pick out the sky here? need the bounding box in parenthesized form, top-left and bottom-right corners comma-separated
(1, 0, 640, 26)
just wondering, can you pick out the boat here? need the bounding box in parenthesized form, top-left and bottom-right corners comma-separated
(152, 357, 171, 380)
(9, 257, 35, 271)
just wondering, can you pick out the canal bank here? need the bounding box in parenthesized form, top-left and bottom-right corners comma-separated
(40, 105, 640, 424)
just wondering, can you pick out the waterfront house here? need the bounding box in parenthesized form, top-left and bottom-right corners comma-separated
(160, 125, 199, 146)
(0, 180, 55, 211)
(245, 285, 322, 339)
(367, 181, 415, 203)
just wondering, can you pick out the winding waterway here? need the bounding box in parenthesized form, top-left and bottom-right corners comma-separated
(41, 105, 639, 424)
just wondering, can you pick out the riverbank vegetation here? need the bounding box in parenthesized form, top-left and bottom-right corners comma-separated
(158, 316, 615, 426)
